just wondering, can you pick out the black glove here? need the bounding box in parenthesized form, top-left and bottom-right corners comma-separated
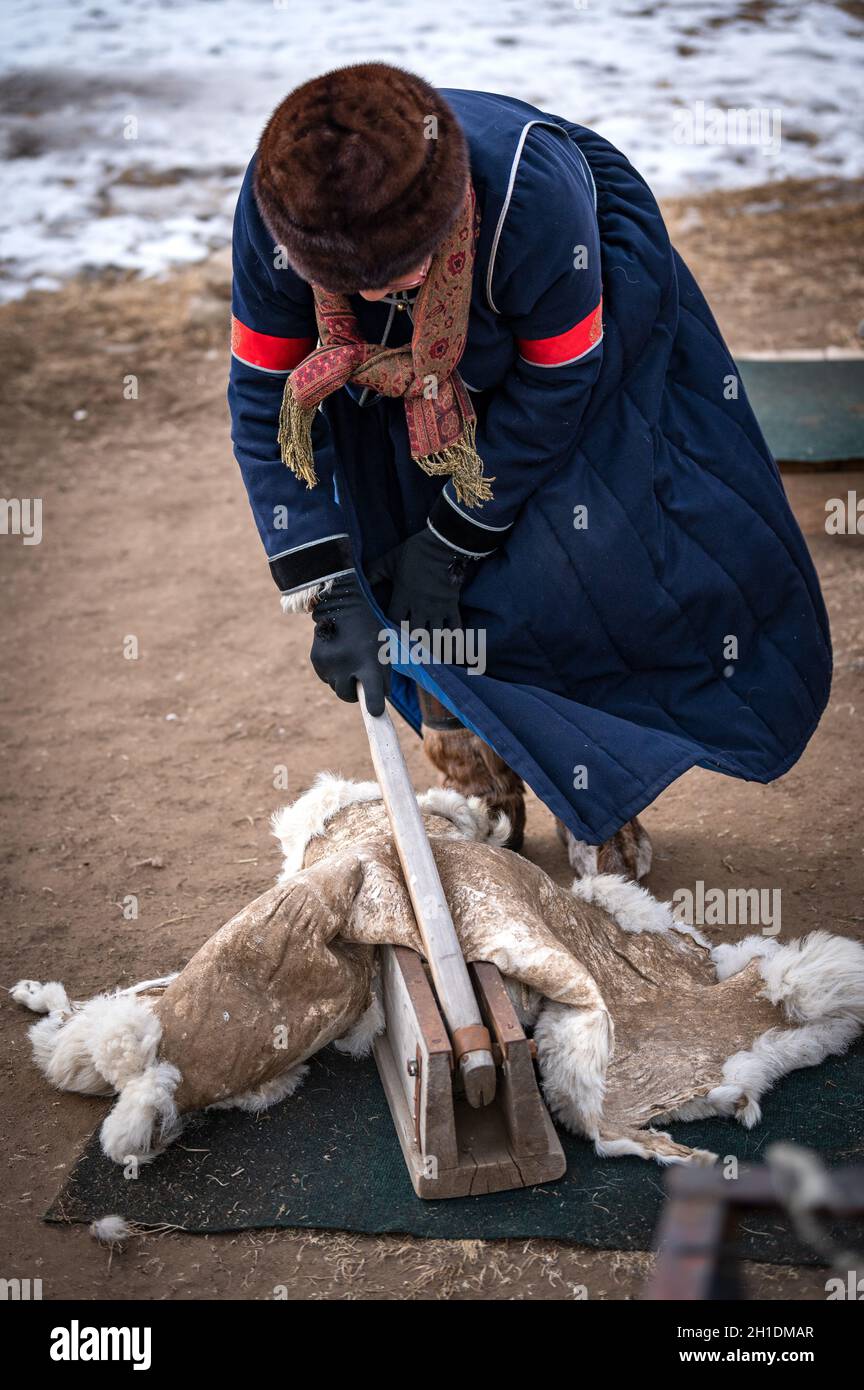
(309, 572, 390, 716)
(368, 528, 470, 634)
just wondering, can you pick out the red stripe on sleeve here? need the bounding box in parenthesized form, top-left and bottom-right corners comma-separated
(517, 298, 603, 367)
(231, 315, 314, 371)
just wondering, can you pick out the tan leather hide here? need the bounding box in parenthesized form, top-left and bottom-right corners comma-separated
(154, 802, 777, 1151)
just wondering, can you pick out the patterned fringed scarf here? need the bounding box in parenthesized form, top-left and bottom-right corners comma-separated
(278, 186, 493, 507)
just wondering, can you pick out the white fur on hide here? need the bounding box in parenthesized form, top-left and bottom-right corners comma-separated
(416, 786, 511, 847)
(571, 872, 711, 949)
(532, 1000, 612, 1141)
(100, 1062, 182, 1164)
(711, 935, 779, 980)
(759, 931, 864, 1025)
(660, 930, 864, 1129)
(708, 1016, 860, 1130)
(14, 980, 179, 1163)
(28, 1009, 112, 1096)
(271, 773, 510, 882)
(83, 994, 164, 1090)
(716, 930, 864, 1126)
(26, 992, 161, 1096)
(208, 1065, 310, 1114)
(334, 979, 386, 1058)
(272, 774, 383, 878)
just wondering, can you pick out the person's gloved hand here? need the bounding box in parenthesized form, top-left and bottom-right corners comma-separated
(368, 528, 470, 634)
(310, 572, 390, 715)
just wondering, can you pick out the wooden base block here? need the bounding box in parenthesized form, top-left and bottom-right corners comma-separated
(374, 945, 566, 1200)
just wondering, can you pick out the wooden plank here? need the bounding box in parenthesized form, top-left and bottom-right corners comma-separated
(471, 961, 559, 1161)
(358, 684, 496, 1108)
(471, 960, 525, 1055)
(377, 945, 457, 1173)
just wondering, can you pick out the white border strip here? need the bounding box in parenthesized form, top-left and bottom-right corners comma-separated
(574, 142, 598, 210)
(280, 567, 354, 597)
(486, 121, 550, 315)
(269, 533, 350, 563)
(485, 120, 597, 315)
(231, 351, 291, 376)
(440, 488, 512, 531)
(427, 519, 496, 558)
(518, 332, 603, 369)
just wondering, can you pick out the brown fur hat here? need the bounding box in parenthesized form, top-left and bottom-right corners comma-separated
(253, 63, 470, 292)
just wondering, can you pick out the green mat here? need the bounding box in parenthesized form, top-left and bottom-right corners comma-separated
(739, 357, 864, 464)
(46, 1041, 864, 1264)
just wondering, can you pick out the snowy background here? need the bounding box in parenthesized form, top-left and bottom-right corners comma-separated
(0, 0, 861, 301)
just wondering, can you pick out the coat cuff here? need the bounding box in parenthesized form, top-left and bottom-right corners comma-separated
(427, 488, 514, 557)
(269, 534, 354, 595)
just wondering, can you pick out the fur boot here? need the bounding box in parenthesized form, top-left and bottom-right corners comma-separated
(556, 815, 653, 882)
(418, 689, 526, 851)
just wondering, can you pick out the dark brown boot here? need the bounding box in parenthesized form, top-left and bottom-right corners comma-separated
(556, 815, 653, 882)
(417, 690, 526, 852)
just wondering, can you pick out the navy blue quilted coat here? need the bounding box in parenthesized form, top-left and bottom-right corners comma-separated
(229, 89, 831, 844)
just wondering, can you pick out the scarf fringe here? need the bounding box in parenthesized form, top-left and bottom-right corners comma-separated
(278, 381, 319, 489)
(280, 378, 494, 508)
(416, 421, 494, 508)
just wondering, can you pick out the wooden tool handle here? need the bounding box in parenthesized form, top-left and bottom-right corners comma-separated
(358, 684, 496, 1109)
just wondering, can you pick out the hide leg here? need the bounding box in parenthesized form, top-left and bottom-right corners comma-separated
(100, 1063, 182, 1165)
(596, 1128, 717, 1166)
(334, 980, 385, 1057)
(532, 998, 612, 1140)
(209, 1063, 310, 1114)
(418, 689, 525, 851)
(556, 814, 653, 882)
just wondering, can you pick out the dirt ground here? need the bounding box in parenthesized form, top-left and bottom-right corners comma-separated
(0, 178, 861, 1301)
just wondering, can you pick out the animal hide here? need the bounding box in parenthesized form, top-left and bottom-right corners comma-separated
(14, 776, 864, 1171)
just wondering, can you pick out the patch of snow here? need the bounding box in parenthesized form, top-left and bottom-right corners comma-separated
(0, 0, 860, 300)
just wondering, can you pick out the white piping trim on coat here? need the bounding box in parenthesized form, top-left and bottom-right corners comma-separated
(231, 351, 291, 376)
(485, 120, 590, 315)
(427, 518, 496, 558)
(517, 334, 604, 369)
(268, 533, 350, 564)
(439, 489, 513, 531)
(574, 141, 598, 210)
(280, 567, 353, 601)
